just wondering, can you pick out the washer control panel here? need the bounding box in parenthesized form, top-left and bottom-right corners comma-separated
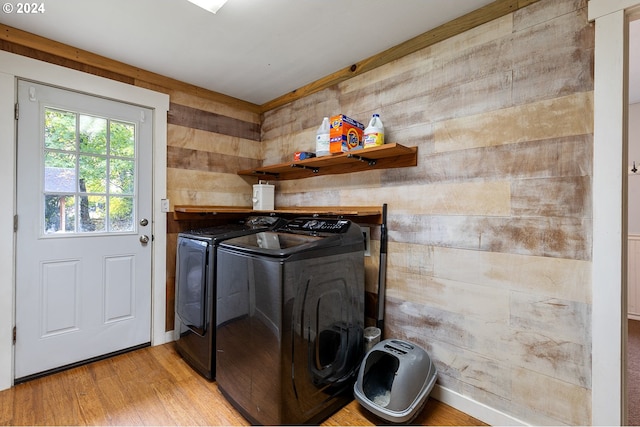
(280, 218, 351, 234)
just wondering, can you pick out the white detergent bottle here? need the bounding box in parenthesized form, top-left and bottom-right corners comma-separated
(315, 117, 331, 156)
(363, 114, 384, 149)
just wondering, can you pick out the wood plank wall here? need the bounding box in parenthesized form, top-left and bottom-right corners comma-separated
(165, 97, 262, 331)
(261, 0, 593, 424)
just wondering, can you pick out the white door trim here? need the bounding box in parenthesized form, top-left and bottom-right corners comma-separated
(0, 50, 169, 391)
(589, 0, 640, 425)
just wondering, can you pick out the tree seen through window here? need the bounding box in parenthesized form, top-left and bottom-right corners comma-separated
(43, 108, 136, 234)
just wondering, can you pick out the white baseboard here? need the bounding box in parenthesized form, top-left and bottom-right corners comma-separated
(154, 330, 174, 346)
(432, 384, 528, 426)
(629, 313, 640, 321)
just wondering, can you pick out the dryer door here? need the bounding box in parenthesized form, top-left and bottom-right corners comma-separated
(176, 237, 209, 335)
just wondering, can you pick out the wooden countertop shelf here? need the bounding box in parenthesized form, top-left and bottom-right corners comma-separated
(237, 143, 417, 180)
(173, 205, 384, 224)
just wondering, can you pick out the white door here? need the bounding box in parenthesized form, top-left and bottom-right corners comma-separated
(14, 80, 153, 380)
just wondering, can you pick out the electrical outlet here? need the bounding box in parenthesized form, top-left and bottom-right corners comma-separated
(362, 227, 371, 256)
(161, 199, 170, 213)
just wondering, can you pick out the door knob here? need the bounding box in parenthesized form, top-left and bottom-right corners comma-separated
(140, 235, 150, 244)
(140, 218, 149, 226)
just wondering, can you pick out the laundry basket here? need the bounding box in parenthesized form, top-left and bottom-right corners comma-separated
(353, 339, 437, 423)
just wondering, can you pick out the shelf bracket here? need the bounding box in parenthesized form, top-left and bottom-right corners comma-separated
(290, 163, 319, 173)
(253, 170, 280, 178)
(347, 153, 377, 166)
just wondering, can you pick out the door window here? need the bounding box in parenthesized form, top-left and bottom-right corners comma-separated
(43, 107, 136, 235)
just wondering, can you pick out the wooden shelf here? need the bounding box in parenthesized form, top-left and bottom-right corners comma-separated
(173, 205, 384, 224)
(237, 143, 417, 180)
(173, 145, 413, 224)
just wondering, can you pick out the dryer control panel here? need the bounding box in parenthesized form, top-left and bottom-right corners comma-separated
(279, 218, 351, 234)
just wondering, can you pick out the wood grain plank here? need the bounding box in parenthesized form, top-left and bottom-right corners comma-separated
(42, 374, 86, 425)
(506, 293, 591, 391)
(383, 294, 591, 424)
(168, 103, 261, 141)
(168, 124, 263, 160)
(386, 214, 591, 260)
(339, 181, 512, 216)
(511, 366, 591, 425)
(337, 14, 514, 96)
(167, 168, 253, 194)
(386, 270, 511, 323)
(380, 135, 591, 190)
(433, 92, 593, 153)
(169, 89, 261, 124)
(367, 70, 513, 128)
(262, 128, 317, 164)
(277, 169, 382, 194)
(511, 176, 591, 218)
(0, 379, 13, 425)
(74, 365, 110, 425)
(167, 146, 261, 174)
(94, 374, 144, 425)
(514, 0, 588, 34)
(511, 4, 593, 103)
(261, 88, 341, 140)
(167, 189, 252, 209)
(432, 246, 591, 303)
(322, 397, 486, 426)
(12, 382, 40, 425)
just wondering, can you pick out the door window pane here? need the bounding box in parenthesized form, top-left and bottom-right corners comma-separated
(109, 196, 134, 232)
(45, 109, 76, 151)
(79, 115, 107, 154)
(109, 158, 135, 194)
(44, 195, 75, 233)
(110, 121, 135, 157)
(44, 153, 76, 193)
(79, 155, 107, 193)
(79, 195, 106, 232)
(42, 107, 137, 235)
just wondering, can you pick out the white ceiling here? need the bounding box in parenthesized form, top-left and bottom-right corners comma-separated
(1, 1, 637, 105)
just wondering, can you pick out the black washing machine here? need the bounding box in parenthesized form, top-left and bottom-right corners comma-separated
(215, 218, 365, 425)
(174, 216, 285, 380)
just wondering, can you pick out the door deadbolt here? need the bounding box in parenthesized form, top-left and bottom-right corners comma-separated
(140, 218, 149, 226)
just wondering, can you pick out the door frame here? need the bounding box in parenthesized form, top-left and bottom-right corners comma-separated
(0, 50, 169, 391)
(589, 0, 640, 425)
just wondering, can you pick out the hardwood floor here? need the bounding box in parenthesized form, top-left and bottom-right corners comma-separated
(0, 343, 487, 426)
